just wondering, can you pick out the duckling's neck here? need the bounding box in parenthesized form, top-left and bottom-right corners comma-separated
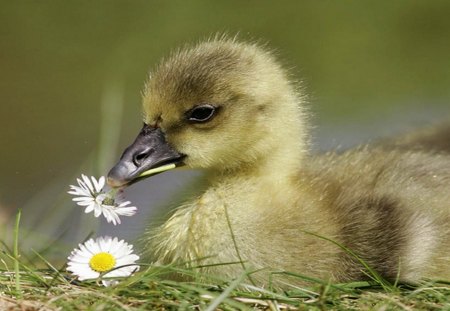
(209, 136, 307, 189)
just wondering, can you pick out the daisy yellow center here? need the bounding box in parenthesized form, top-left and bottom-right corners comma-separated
(89, 252, 116, 272)
(102, 196, 115, 206)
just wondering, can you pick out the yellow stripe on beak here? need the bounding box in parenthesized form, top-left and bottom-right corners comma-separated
(138, 163, 177, 178)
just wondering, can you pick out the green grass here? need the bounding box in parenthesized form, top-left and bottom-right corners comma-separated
(1, 210, 449, 310)
(0, 268, 449, 310)
(0, 252, 449, 310)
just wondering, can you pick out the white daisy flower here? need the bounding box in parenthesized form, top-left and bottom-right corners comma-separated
(67, 236, 140, 286)
(68, 174, 137, 225)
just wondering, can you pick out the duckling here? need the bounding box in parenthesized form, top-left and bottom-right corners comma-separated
(107, 38, 450, 287)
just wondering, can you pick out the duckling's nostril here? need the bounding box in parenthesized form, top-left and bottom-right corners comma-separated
(133, 148, 154, 167)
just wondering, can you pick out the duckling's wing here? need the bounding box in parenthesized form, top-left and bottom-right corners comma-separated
(378, 120, 450, 153)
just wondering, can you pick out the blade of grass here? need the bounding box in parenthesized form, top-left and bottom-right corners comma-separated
(223, 201, 256, 286)
(160, 279, 250, 310)
(31, 249, 70, 286)
(205, 271, 247, 311)
(271, 271, 352, 294)
(14, 209, 22, 298)
(2, 251, 50, 289)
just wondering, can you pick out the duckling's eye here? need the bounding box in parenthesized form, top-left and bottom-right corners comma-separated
(186, 104, 216, 123)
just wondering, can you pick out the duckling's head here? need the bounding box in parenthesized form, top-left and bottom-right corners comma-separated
(108, 38, 308, 187)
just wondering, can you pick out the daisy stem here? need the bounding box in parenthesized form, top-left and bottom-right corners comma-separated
(13, 209, 22, 298)
(107, 187, 119, 198)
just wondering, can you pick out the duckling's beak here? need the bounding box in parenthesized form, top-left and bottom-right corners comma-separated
(107, 124, 184, 188)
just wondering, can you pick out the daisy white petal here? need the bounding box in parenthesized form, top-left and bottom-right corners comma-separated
(102, 206, 121, 225)
(77, 201, 95, 207)
(68, 188, 86, 196)
(67, 236, 139, 285)
(77, 180, 89, 190)
(72, 196, 94, 202)
(84, 239, 101, 254)
(93, 206, 103, 217)
(81, 174, 94, 193)
(108, 238, 124, 254)
(116, 206, 138, 217)
(115, 201, 138, 216)
(84, 204, 95, 214)
(100, 236, 113, 252)
(68, 174, 138, 224)
(116, 254, 140, 266)
(93, 176, 105, 193)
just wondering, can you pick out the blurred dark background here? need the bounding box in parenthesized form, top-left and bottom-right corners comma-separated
(1, 1, 449, 256)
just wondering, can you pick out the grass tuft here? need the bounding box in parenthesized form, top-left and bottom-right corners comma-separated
(0, 253, 448, 310)
(2, 209, 448, 310)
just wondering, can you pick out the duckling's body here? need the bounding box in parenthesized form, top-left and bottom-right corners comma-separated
(148, 147, 450, 285)
(108, 38, 450, 287)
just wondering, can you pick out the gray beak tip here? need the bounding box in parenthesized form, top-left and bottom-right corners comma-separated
(107, 125, 184, 187)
